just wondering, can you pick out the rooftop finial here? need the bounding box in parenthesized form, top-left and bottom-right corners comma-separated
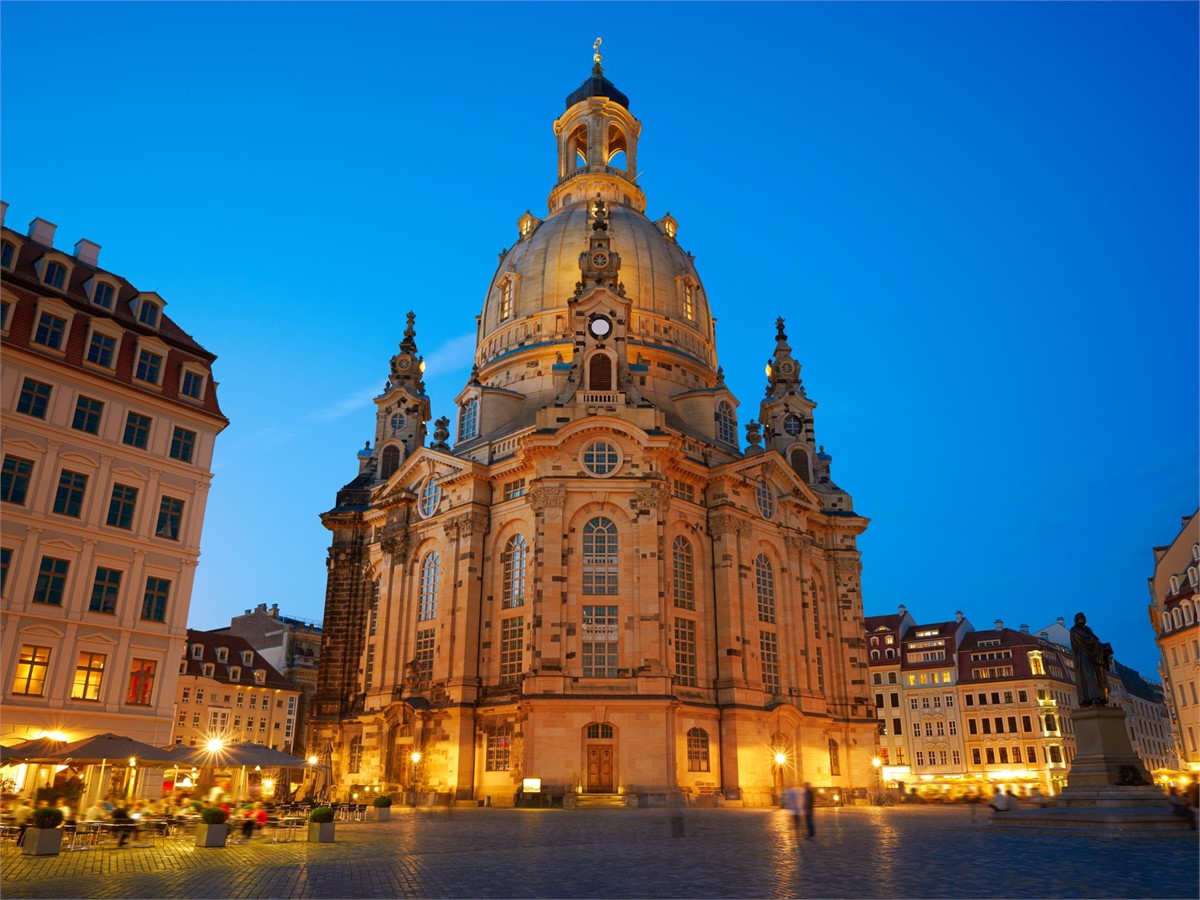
(593, 36, 603, 74)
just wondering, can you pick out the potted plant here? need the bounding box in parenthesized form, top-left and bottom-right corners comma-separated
(22, 807, 64, 856)
(195, 806, 228, 848)
(370, 794, 392, 822)
(307, 806, 335, 843)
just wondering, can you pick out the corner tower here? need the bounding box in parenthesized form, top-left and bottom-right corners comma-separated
(312, 46, 874, 811)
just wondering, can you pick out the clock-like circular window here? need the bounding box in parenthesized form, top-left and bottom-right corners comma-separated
(582, 441, 621, 476)
(783, 414, 802, 436)
(756, 479, 775, 519)
(419, 476, 442, 518)
(390, 412, 407, 433)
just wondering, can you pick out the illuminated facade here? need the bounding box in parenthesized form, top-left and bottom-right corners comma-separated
(1148, 510, 1199, 773)
(0, 205, 226, 755)
(310, 59, 877, 807)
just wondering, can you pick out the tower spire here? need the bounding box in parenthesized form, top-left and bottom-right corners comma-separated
(593, 36, 603, 74)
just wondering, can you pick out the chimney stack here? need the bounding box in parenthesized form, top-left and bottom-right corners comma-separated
(1020, 624, 1029, 634)
(74, 239, 100, 267)
(955, 611, 964, 623)
(994, 619, 1004, 631)
(28, 217, 56, 247)
(0, 201, 8, 227)
(898, 604, 906, 615)
(1056, 617, 1064, 627)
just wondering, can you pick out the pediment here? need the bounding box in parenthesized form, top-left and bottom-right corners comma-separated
(723, 453, 821, 509)
(18, 623, 66, 640)
(1, 437, 43, 455)
(76, 631, 119, 648)
(111, 465, 149, 483)
(58, 450, 99, 469)
(36, 538, 80, 554)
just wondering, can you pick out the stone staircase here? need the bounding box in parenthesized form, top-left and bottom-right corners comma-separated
(571, 793, 629, 809)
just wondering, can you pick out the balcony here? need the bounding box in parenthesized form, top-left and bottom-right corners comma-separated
(580, 391, 624, 406)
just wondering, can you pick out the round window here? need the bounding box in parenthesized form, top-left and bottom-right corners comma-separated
(582, 441, 620, 476)
(756, 480, 775, 519)
(419, 476, 442, 518)
(390, 412, 407, 433)
(783, 414, 802, 436)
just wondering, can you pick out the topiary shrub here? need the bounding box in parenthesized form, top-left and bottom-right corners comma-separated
(31, 807, 64, 829)
(373, 795, 392, 808)
(190, 799, 204, 812)
(200, 807, 228, 825)
(309, 806, 335, 823)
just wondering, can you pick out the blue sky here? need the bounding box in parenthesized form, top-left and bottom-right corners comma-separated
(2, 2, 1195, 679)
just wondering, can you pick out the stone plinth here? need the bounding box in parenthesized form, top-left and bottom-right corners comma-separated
(1059, 705, 1151, 796)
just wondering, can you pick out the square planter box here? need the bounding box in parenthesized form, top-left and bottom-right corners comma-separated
(308, 822, 336, 843)
(369, 807, 391, 822)
(22, 828, 63, 856)
(195, 823, 228, 848)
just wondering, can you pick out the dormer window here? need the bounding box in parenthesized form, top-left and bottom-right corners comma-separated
(254, 669, 266, 685)
(132, 293, 164, 331)
(242, 650, 254, 665)
(33, 312, 67, 350)
(683, 282, 694, 320)
(1, 240, 15, 269)
(180, 368, 206, 400)
(138, 300, 159, 327)
(191, 644, 203, 659)
(500, 281, 513, 319)
(229, 666, 240, 682)
(90, 281, 115, 309)
(458, 397, 479, 441)
(44, 261, 67, 289)
(216, 647, 228, 663)
(202, 663, 215, 677)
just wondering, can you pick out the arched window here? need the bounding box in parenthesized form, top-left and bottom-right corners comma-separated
(686, 727, 710, 772)
(418, 551, 439, 620)
(458, 397, 479, 442)
(607, 124, 628, 171)
(716, 401, 736, 445)
(1182, 600, 1194, 625)
(380, 445, 400, 480)
(502, 535, 527, 609)
(567, 124, 588, 169)
(828, 738, 841, 776)
(791, 447, 812, 483)
(582, 518, 618, 595)
(754, 554, 775, 623)
(348, 737, 362, 772)
(586, 722, 614, 739)
(588, 354, 613, 391)
(672, 536, 695, 610)
(419, 476, 441, 518)
(1173, 608, 1183, 629)
(871, 649, 880, 660)
(885, 648, 895, 659)
(755, 480, 774, 519)
(499, 280, 514, 319)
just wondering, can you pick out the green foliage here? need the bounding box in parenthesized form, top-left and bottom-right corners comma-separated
(373, 795, 392, 808)
(31, 807, 64, 829)
(309, 806, 335, 823)
(200, 807, 228, 825)
(190, 799, 204, 812)
(34, 776, 84, 806)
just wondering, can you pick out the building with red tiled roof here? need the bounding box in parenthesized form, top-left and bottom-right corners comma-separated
(1, 204, 227, 762)
(173, 629, 301, 754)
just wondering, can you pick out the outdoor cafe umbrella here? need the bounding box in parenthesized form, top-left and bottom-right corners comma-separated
(174, 741, 307, 802)
(50, 732, 183, 804)
(0, 737, 67, 765)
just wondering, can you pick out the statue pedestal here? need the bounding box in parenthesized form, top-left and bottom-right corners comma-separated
(1057, 705, 1154, 805)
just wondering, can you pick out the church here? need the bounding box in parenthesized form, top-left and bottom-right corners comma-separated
(309, 49, 877, 808)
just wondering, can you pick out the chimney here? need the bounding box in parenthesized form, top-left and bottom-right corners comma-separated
(994, 619, 1003, 631)
(0, 201, 8, 227)
(955, 611, 964, 623)
(1056, 617, 1064, 627)
(898, 604, 906, 615)
(1020, 624, 1029, 634)
(28, 217, 56, 247)
(74, 239, 100, 267)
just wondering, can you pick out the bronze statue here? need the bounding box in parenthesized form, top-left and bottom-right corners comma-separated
(1069, 612, 1113, 706)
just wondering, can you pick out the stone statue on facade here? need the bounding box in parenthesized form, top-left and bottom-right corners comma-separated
(1069, 612, 1113, 707)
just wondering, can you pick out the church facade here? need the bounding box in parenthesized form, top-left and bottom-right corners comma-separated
(309, 58, 877, 807)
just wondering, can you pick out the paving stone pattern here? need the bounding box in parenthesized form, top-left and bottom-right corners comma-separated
(2, 807, 1197, 899)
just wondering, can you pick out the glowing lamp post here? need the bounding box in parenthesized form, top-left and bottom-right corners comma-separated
(872, 756, 883, 804)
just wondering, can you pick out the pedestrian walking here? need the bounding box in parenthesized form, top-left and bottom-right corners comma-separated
(782, 785, 801, 832)
(799, 781, 815, 839)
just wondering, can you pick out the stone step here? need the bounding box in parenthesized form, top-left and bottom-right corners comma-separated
(573, 793, 628, 809)
(989, 807, 1193, 833)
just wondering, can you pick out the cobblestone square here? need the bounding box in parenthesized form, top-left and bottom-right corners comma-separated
(2, 807, 1197, 899)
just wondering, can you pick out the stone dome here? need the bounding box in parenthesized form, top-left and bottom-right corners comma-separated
(477, 201, 714, 372)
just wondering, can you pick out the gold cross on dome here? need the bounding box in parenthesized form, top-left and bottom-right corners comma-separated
(593, 37, 603, 67)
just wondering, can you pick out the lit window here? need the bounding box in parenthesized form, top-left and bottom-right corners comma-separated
(123, 412, 152, 448)
(156, 496, 185, 540)
(71, 651, 107, 700)
(502, 535, 527, 609)
(126, 659, 156, 705)
(2, 456, 34, 504)
(135, 349, 163, 384)
(687, 727, 710, 771)
(169, 427, 196, 463)
(44, 260, 67, 289)
(458, 397, 479, 441)
(53, 470, 88, 518)
(582, 441, 619, 476)
(16, 378, 52, 418)
(106, 484, 138, 530)
(419, 476, 441, 518)
(716, 401, 736, 445)
(86, 332, 117, 368)
(672, 536, 695, 610)
(142, 577, 170, 622)
(582, 518, 619, 595)
(89, 566, 122, 614)
(33, 312, 67, 350)
(12, 645, 51, 696)
(499, 280, 514, 320)
(419, 551, 440, 620)
(486, 725, 512, 770)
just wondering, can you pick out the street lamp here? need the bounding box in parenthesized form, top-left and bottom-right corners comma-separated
(872, 756, 883, 804)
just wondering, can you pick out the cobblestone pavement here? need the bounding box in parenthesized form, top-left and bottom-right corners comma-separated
(2, 806, 1196, 899)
